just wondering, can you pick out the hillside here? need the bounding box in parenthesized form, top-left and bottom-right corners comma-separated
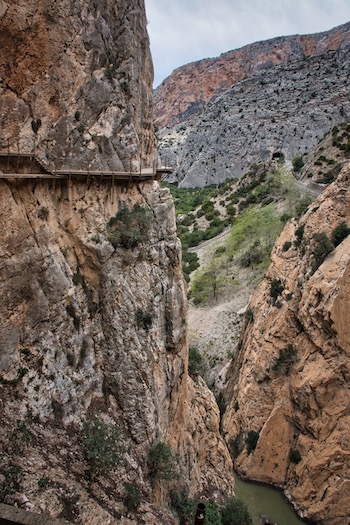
(154, 22, 350, 129)
(155, 23, 350, 188)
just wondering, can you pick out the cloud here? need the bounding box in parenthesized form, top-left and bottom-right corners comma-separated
(145, 0, 350, 87)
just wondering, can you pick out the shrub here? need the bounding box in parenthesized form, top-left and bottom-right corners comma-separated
(331, 221, 350, 247)
(246, 430, 259, 454)
(170, 488, 196, 525)
(0, 465, 23, 502)
(239, 241, 264, 268)
(221, 497, 253, 525)
(270, 279, 284, 302)
(148, 442, 179, 483)
(226, 205, 236, 217)
(82, 416, 124, 474)
(205, 502, 222, 525)
(229, 433, 244, 459)
(37, 206, 49, 220)
(188, 346, 204, 376)
(295, 224, 305, 245)
(282, 241, 292, 252)
(107, 204, 153, 249)
(123, 483, 142, 512)
(312, 232, 334, 271)
(295, 195, 312, 218)
(272, 344, 297, 374)
(292, 155, 304, 172)
(136, 308, 153, 331)
(289, 449, 302, 464)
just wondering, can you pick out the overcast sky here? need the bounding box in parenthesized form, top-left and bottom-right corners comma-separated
(145, 0, 350, 87)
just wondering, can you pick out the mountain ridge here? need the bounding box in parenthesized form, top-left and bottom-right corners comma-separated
(154, 21, 350, 129)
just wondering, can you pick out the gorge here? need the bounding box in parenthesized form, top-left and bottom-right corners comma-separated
(0, 1, 350, 525)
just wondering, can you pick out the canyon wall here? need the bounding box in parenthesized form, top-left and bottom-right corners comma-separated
(223, 163, 350, 525)
(0, 0, 154, 171)
(0, 1, 233, 522)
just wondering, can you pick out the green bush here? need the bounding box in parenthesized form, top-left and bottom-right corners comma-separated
(312, 232, 334, 271)
(270, 279, 284, 302)
(136, 308, 153, 331)
(292, 156, 304, 172)
(170, 488, 196, 525)
(205, 501, 222, 525)
(148, 442, 179, 483)
(0, 465, 23, 502)
(82, 416, 124, 474)
(246, 430, 259, 454)
(282, 241, 292, 252)
(331, 221, 350, 247)
(107, 204, 153, 249)
(272, 344, 297, 374)
(295, 224, 305, 245)
(123, 483, 142, 512)
(188, 346, 204, 376)
(289, 449, 302, 464)
(295, 195, 312, 218)
(239, 241, 264, 268)
(221, 497, 253, 525)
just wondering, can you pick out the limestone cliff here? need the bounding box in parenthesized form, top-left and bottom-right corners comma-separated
(154, 22, 350, 129)
(0, 0, 154, 171)
(223, 163, 350, 525)
(158, 42, 350, 187)
(0, 1, 233, 522)
(0, 178, 232, 522)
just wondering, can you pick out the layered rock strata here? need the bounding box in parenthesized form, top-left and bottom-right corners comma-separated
(223, 163, 350, 525)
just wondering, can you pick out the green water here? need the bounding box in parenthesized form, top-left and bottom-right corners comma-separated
(233, 471, 307, 525)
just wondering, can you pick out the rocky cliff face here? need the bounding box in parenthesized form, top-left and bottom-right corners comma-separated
(0, 0, 154, 171)
(155, 23, 350, 187)
(223, 163, 350, 525)
(154, 22, 350, 129)
(0, 1, 233, 522)
(0, 178, 232, 522)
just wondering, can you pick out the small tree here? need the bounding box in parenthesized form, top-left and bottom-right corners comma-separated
(312, 232, 334, 271)
(188, 346, 204, 376)
(148, 442, 179, 484)
(292, 155, 304, 173)
(331, 221, 350, 247)
(123, 483, 142, 512)
(270, 278, 284, 302)
(83, 416, 124, 475)
(289, 449, 302, 464)
(221, 497, 253, 525)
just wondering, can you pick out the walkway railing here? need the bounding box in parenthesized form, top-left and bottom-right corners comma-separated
(0, 152, 172, 181)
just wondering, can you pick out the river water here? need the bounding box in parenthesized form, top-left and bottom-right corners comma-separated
(233, 471, 308, 525)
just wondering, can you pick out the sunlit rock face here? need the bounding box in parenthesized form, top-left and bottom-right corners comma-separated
(223, 163, 350, 525)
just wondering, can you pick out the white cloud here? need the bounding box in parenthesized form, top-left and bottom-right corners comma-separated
(145, 0, 350, 87)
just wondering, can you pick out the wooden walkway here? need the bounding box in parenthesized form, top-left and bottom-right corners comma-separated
(0, 152, 172, 181)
